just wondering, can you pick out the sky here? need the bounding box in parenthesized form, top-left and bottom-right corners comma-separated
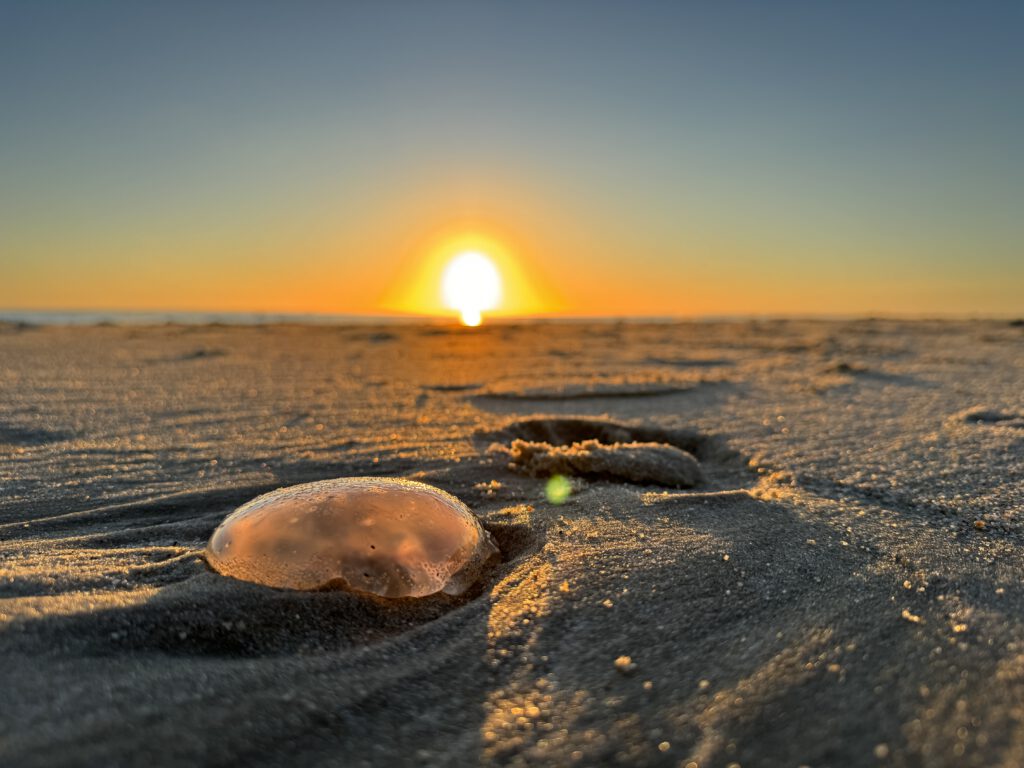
(1, 1, 1022, 318)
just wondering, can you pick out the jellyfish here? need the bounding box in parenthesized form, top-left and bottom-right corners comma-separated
(206, 477, 499, 598)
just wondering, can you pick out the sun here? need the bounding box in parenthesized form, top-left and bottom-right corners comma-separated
(379, 230, 558, 321)
(441, 251, 502, 326)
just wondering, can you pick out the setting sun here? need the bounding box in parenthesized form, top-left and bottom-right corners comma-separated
(379, 228, 561, 321)
(442, 251, 502, 326)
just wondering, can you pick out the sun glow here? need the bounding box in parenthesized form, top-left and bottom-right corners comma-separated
(379, 228, 559, 321)
(442, 251, 502, 326)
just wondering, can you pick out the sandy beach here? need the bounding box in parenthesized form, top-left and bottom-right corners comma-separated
(2, 319, 1023, 767)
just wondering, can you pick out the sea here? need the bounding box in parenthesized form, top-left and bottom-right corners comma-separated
(0, 310, 696, 327)
(0, 311, 431, 326)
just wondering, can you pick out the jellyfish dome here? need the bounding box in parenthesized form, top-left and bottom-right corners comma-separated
(206, 477, 499, 598)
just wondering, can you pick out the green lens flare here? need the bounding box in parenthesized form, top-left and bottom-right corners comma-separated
(545, 474, 572, 505)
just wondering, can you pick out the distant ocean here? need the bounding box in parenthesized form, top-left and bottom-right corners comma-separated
(0, 311, 431, 326)
(0, 311, 1001, 327)
(0, 311, 690, 326)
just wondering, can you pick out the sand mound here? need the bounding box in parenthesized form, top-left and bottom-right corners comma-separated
(644, 356, 733, 368)
(491, 438, 705, 487)
(480, 416, 707, 454)
(477, 382, 695, 400)
(957, 406, 1024, 428)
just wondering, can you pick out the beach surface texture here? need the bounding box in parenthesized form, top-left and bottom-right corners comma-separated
(1, 319, 1022, 767)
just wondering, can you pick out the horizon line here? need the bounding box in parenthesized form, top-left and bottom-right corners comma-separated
(2, 308, 1021, 327)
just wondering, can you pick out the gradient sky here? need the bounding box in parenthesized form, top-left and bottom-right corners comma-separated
(1, 1, 1022, 317)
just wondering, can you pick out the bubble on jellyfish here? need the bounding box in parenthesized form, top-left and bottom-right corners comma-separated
(206, 477, 500, 598)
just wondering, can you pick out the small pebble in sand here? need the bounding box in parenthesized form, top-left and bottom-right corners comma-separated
(614, 656, 636, 674)
(474, 479, 503, 497)
(206, 477, 498, 597)
(901, 608, 923, 624)
(874, 743, 890, 759)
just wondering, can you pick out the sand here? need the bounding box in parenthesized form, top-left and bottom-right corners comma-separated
(1, 318, 1023, 767)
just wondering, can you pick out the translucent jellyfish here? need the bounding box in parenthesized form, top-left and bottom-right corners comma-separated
(206, 477, 499, 598)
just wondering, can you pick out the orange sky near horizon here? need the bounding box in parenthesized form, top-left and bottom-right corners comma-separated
(5, 249, 1017, 320)
(4, 208, 1020, 319)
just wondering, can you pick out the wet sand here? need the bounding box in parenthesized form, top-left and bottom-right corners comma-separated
(1, 319, 1023, 767)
